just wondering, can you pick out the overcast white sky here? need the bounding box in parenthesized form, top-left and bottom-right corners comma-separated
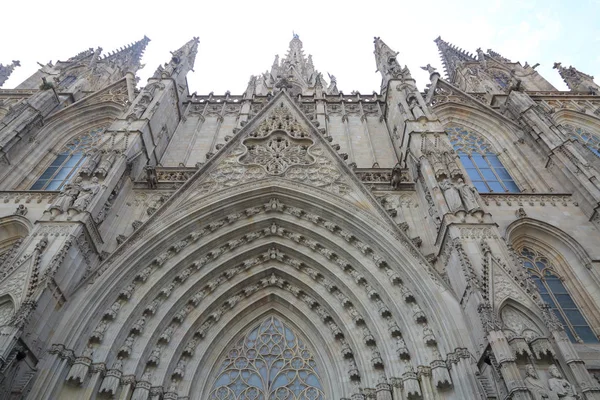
(2, 0, 599, 94)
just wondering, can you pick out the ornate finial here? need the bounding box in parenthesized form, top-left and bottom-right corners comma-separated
(553, 61, 599, 93)
(0, 60, 21, 87)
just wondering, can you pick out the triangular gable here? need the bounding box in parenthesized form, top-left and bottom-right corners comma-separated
(429, 79, 520, 129)
(163, 90, 393, 221)
(485, 253, 538, 312)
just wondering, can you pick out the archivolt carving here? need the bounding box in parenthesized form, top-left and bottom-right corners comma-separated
(72, 198, 453, 395)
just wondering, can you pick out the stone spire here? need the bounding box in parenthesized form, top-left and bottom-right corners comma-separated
(101, 35, 151, 74)
(373, 37, 411, 91)
(434, 36, 477, 80)
(0, 60, 20, 87)
(152, 37, 199, 82)
(486, 48, 511, 63)
(553, 62, 599, 94)
(253, 34, 337, 96)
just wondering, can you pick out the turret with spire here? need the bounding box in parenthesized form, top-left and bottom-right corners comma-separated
(433, 36, 556, 93)
(15, 36, 151, 98)
(249, 34, 338, 97)
(373, 36, 408, 89)
(0, 61, 20, 87)
(434, 36, 477, 81)
(553, 62, 599, 94)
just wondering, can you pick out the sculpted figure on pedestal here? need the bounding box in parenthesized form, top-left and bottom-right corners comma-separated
(79, 148, 102, 176)
(548, 365, 578, 400)
(407, 95, 425, 120)
(525, 364, 550, 400)
(145, 166, 158, 189)
(456, 178, 480, 211)
(70, 177, 100, 213)
(49, 177, 83, 215)
(440, 178, 463, 213)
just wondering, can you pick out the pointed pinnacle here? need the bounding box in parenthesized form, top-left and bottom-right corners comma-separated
(434, 36, 476, 79)
(0, 60, 21, 87)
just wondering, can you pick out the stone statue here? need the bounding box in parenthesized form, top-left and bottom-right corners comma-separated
(79, 148, 102, 176)
(49, 177, 83, 215)
(95, 151, 117, 178)
(420, 64, 437, 75)
(70, 177, 100, 213)
(145, 166, 158, 189)
(456, 178, 480, 211)
(548, 365, 578, 399)
(390, 164, 404, 189)
(407, 95, 425, 120)
(524, 364, 550, 400)
(440, 179, 463, 213)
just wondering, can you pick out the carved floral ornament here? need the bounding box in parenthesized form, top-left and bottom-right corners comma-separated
(192, 101, 350, 197)
(62, 198, 455, 396)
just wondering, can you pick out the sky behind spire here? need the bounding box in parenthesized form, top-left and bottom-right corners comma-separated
(2, 0, 598, 93)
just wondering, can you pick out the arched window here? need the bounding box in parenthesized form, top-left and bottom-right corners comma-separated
(519, 247, 598, 343)
(31, 127, 104, 190)
(563, 124, 600, 157)
(209, 315, 325, 399)
(447, 126, 519, 193)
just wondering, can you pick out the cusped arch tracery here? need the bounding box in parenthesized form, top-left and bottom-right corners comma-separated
(207, 315, 326, 399)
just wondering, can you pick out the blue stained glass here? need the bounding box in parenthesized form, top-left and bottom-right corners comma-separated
(460, 155, 474, 168)
(39, 167, 58, 180)
(503, 181, 520, 192)
(480, 169, 497, 180)
(53, 168, 72, 181)
(46, 180, 63, 190)
(465, 168, 482, 179)
(566, 124, 600, 158)
(30, 180, 46, 190)
(447, 127, 519, 193)
(31, 128, 104, 190)
(574, 326, 599, 343)
(555, 294, 577, 309)
(564, 310, 588, 326)
(473, 181, 488, 192)
(519, 247, 598, 343)
(471, 154, 488, 167)
(495, 168, 512, 180)
(488, 182, 505, 192)
(209, 316, 325, 399)
(546, 278, 567, 293)
(65, 154, 83, 167)
(51, 154, 69, 166)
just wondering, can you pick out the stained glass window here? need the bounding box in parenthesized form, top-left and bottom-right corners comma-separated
(209, 316, 325, 400)
(519, 247, 598, 343)
(31, 127, 104, 191)
(564, 124, 600, 157)
(492, 71, 509, 89)
(447, 126, 519, 193)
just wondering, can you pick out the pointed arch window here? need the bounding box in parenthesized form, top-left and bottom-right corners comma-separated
(30, 127, 104, 191)
(564, 124, 600, 157)
(519, 247, 598, 343)
(209, 316, 325, 399)
(447, 127, 519, 193)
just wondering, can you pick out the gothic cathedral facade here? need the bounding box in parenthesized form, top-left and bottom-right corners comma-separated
(0, 34, 599, 399)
